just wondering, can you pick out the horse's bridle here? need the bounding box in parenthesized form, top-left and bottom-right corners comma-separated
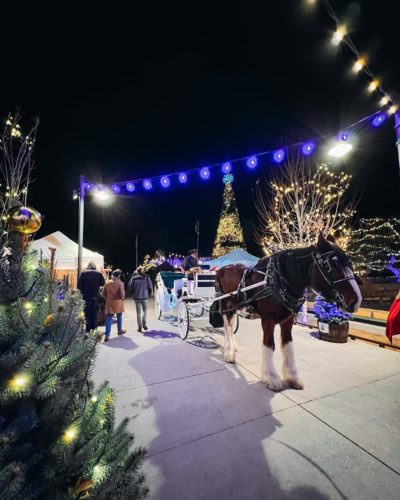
(311, 249, 356, 310)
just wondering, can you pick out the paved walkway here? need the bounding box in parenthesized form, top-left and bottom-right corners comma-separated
(93, 300, 400, 500)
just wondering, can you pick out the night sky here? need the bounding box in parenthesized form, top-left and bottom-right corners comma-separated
(1, 1, 400, 271)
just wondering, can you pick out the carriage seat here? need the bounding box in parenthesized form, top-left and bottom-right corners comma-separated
(159, 272, 186, 290)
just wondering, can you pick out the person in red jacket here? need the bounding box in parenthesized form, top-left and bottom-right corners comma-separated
(386, 291, 400, 342)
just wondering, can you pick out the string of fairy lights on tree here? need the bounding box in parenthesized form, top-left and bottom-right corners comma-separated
(306, 0, 398, 113)
(348, 218, 400, 274)
(212, 174, 246, 258)
(256, 163, 354, 255)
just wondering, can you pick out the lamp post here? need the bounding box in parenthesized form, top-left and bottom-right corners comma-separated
(77, 175, 86, 280)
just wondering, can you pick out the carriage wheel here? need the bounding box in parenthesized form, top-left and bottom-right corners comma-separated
(177, 301, 189, 340)
(233, 315, 239, 334)
(155, 292, 162, 320)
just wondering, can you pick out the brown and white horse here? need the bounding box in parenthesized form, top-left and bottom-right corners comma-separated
(215, 234, 362, 391)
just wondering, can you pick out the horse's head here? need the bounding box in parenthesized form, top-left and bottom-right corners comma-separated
(310, 233, 362, 313)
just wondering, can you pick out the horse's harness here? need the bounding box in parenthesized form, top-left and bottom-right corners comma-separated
(220, 247, 356, 315)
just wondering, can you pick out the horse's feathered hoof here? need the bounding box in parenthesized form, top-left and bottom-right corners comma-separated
(224, 353, 236, 364)
(285, 378, 304, 390)
(262, 374, 283, 392)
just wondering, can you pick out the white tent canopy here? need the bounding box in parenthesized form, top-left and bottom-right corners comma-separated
(30, 231, 104, 271)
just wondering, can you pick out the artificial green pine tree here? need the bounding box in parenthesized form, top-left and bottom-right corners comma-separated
(0, 113, 148, 499)
(212, 174, 245, 258)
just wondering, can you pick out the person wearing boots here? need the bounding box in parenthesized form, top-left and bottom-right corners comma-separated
(102, 269, 126, 342)
(78, 261, 105, 332)
(129, 266, 153, 332)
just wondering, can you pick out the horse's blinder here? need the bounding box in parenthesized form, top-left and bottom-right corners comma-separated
(312, 250, 355, 310)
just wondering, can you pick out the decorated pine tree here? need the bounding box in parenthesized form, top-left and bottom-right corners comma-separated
(212, 174, 245, 258)
(0, 114, 147, 499)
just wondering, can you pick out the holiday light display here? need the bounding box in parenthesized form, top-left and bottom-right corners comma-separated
(256, 162, 354, 254)
(348, 218, 400, 275)
(212, 174, 246, 258)
(307, 0, 397, 113)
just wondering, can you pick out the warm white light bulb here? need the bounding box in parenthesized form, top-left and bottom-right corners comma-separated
(380, 96, 389, 106)
(353, 58, 365, 73)
(332, 26, 346, 45)
(368, 80, 379, 92)
(388, 105, 398, 115)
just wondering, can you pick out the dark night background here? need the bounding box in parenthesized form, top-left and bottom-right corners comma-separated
(1, 0, 399, 271)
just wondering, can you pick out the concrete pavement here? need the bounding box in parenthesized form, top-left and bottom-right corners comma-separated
(93, 299, 400, 499)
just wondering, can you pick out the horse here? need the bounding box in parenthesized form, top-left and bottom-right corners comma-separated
(215, 234, 362, 392)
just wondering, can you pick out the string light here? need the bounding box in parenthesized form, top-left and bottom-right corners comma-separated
(200, 167, 210, 179)
(160, 176, 170, 188)
(178, 173, 188, 184)
(380, 96, 390, 106)
(9, 373, 30, 391)
(368, 80, 379, 93)
(353, 58, 365, 73)
(63, 424, 78, 444)
(87, 108, 388, 193)
(388, 105, 398, 115)
(332, 25, 346, 45)
(143, 179, 152, 190)
(309, 1, 398, 117)
(246, 156, 257, 168)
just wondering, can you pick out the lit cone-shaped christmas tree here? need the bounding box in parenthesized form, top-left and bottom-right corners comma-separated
(212, 174, 245, 258)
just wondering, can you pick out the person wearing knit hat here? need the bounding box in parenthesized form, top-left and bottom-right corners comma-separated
(78, 261, 105, 332)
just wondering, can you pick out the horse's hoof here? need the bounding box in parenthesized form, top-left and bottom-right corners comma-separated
(224, 353, 236, 364)
(285, 378, 304, 390)
(262, 374, 283, 392)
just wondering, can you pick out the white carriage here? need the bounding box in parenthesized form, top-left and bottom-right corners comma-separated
(154, 270, 239, 339)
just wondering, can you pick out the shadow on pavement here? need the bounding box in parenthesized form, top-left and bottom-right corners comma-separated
(143, 330, 179, 340)
(128, 341, 333, 499)
(103, 335, 139, 350)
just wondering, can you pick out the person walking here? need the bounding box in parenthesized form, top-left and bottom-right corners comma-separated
(129, 266, 153, 333)
(102, 269, 126, 342)
(78, 261, 105, 332)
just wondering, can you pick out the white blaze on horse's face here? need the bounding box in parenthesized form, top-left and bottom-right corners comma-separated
(344, 266, 362, 313)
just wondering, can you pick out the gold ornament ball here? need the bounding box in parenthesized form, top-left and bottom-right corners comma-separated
(7, 206, 42, 235)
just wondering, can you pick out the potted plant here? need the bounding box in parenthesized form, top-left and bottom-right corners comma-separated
(313, 296, 352, 343)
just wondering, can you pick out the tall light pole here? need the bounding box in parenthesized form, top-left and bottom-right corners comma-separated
(77, 175, 86, 280)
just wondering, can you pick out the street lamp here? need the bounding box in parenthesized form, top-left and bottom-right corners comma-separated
(75, 177, 114, 280)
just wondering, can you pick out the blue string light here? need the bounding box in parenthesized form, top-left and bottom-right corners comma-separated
(302, 142, 315, 156)
(160, 176, 170, 188)
(200, 167, 210, 179)
(88, 108, 389, 194)
(222, 162, 232, 174)
(246, 156, 257, 168)
(273, 149, 285, 163)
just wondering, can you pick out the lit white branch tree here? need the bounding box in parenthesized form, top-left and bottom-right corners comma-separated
(255, 160, 354, 254)
(0, 112, 38, 235)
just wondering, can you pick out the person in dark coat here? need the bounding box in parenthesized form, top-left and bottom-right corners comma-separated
(129, 266, 153, 332)
(182, 249, 201, 272)
(78, 261, 105, 332)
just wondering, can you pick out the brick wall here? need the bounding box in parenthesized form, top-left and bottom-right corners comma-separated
(358, 278, 399, 310)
